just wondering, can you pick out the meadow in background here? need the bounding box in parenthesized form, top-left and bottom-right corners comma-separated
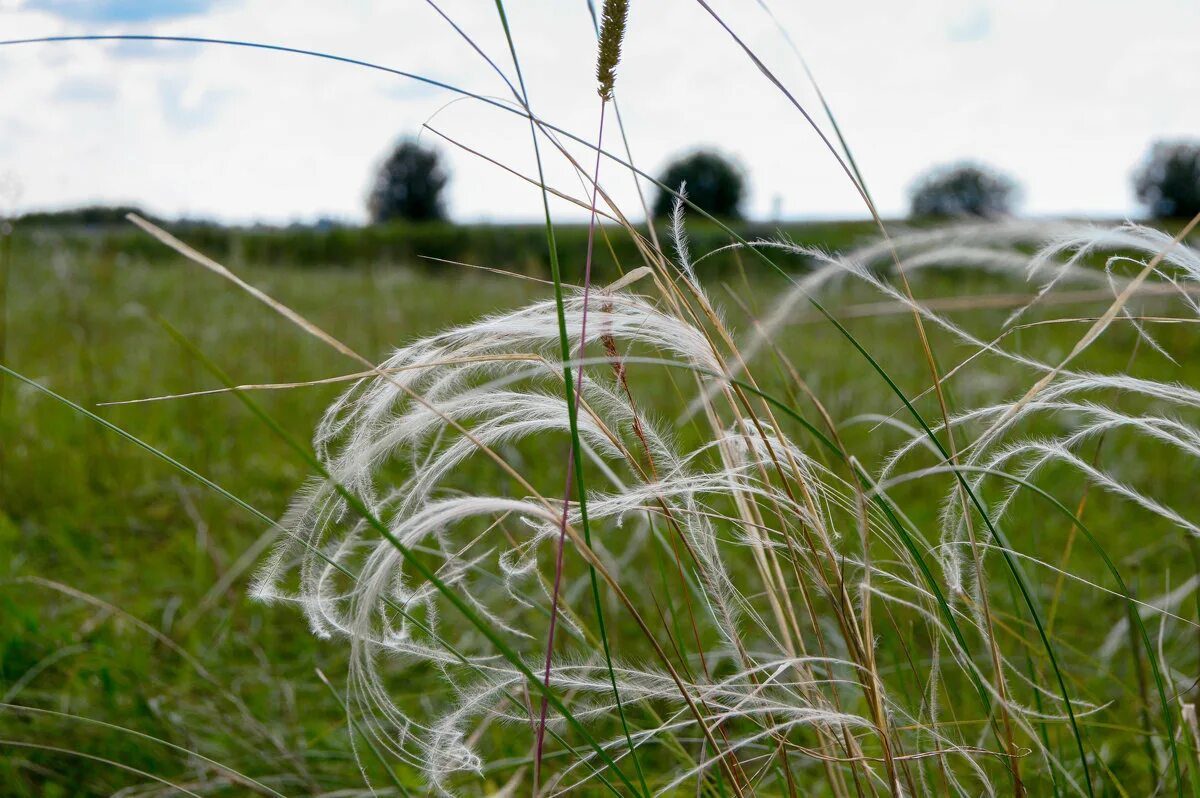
(2, 1, 1200, 797)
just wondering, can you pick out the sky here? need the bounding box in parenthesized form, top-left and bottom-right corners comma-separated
(0, 0, 1197, 224)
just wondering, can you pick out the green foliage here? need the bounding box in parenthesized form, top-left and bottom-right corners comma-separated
(14, 206, 163, 227)
(0, 249, 543, 796)
(2, 230, 1197, 794)
(652, 150, 747, 220)
(1135, 140, 1200, 220)
(367, 139, 449, 224)
(6, 217, 876, 281)
(909, 161, 1019, 218)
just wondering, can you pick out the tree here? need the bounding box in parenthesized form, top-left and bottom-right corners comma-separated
(653, 150, 746, 220)
(1134, 141, 1200, 220)
(368, 139, 448, 223)
(909, 162, 1018, 219)
(15, 205, 161, 227)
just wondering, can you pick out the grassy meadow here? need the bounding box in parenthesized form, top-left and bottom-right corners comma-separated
(2, 219, 1200, 796)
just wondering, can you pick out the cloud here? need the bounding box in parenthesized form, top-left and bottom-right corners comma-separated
(22, 0, 217, 23)
(947, 5, 991, 42)
(0, 0, 1198, 224)
(156, 76, 231, 130)
(52, 76, 117, 103)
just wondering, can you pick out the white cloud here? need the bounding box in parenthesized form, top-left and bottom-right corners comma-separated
(0, 0, 1197, 223)
(946, 5, 991, 42)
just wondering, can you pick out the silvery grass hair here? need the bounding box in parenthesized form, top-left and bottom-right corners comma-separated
(252, 208, 1200, 796)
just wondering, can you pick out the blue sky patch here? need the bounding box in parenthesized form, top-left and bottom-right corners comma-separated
(25, 0, 217, 24)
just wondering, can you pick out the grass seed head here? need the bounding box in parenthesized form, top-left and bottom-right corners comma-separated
(596, 0, 629, 100)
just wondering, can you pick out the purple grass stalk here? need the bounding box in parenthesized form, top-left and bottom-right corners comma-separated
(534, 96, 608, 790)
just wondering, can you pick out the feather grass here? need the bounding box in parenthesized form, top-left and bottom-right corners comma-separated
(7, 9, 1200, 798)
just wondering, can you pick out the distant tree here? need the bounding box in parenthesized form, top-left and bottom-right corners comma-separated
(16, 205, 162, 227)
(1134, 141, 1200, 220)
(653, 150, 746, 220)
(368, 139, 448, 223)
(909, 162, 1018, 219)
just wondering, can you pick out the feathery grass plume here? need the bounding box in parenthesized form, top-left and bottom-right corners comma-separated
(596, 0, 629, 100)
(242, 211, 1196, 795)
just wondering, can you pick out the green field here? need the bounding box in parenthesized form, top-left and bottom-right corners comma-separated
(2, 221, 1199, 795)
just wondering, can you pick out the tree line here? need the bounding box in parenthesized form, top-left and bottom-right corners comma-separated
(371, 138, 1200, 224)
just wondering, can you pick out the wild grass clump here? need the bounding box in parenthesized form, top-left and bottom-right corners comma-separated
(246, 209, 1200, 796)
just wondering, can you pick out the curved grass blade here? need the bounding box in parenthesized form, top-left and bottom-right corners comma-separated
(315, 669, 413, 797)
(0, 703, 286, 798)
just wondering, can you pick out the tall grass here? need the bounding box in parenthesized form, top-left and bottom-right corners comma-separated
(234, 203, 1200, 795)
(3, 2, 1200, 797)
